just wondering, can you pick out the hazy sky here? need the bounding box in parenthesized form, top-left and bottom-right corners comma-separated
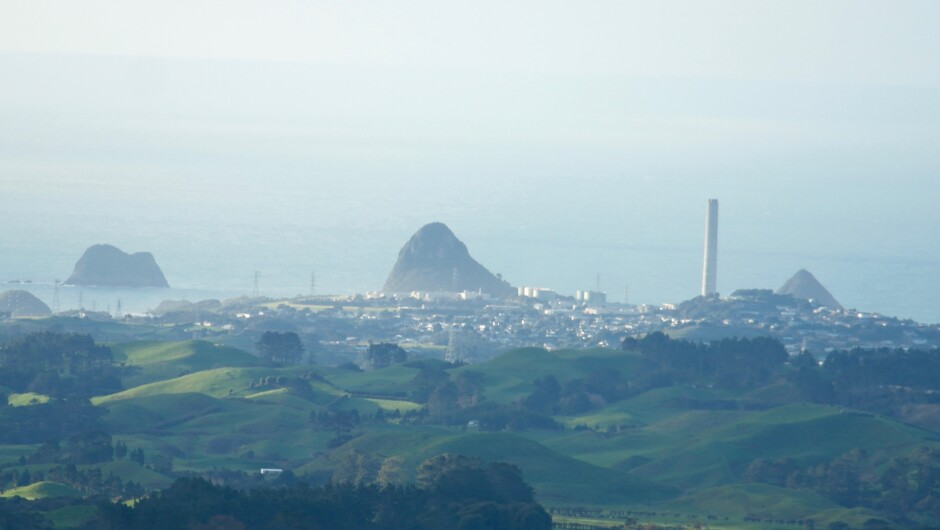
(2, 1, 939, 85)
(1, 2, 939, 319)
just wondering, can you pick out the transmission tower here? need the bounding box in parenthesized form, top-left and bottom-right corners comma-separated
(451, 267, 459, 295)
(444, 324, 460, 363)
(116, 299, 122, 318)
(252, 271, 260, 298)
(310, 272, 316, 296)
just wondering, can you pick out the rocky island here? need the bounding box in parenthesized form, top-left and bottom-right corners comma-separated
(383, 222, 513, 297)
(777, 269, 842, 310)
(65, 244, 170, 288)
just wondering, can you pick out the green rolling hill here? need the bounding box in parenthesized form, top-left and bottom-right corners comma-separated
(112, 340, 262, 388)
(1, 339, 936, 527)
(2, 481, 82, 500)
(628, 403, 938, 489)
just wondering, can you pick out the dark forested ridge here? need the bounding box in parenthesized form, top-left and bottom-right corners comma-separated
(0, 332, 121, 444)
(623, 332, 940, 409)
(90, 457, 550, 530)
(0, 331, 121, 398)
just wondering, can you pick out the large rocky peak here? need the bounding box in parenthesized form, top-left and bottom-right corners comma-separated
(395, 222, 471, 266)
(383, 222, 513, 297)
(777, 269, 842, 310)
(65, 244, 170, 288)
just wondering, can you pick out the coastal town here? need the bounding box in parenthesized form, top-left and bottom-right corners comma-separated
(2, 217, 939, 366)
(26, 284, 931, 368)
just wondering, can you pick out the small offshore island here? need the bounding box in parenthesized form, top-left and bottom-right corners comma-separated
(65, 244, 169, 289)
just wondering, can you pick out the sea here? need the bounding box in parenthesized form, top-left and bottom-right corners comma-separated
(1, 54, 938, 324)
(2, 168, 939, 325)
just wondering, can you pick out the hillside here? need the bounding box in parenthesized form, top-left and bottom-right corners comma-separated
(0, 290, 52, 318)
(2, 336, 939, 528)
(112, 340, 262, 387)
(1, 481, 82, 500)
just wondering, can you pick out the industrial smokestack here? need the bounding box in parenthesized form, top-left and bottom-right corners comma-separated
(701, 199, 718, 296)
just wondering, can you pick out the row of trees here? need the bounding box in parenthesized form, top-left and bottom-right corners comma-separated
(92, 455, 551, 530)
(622, 332, 789, 390)
(619, 333, 940, 421)
(783, 346, 940, 417)
(0, 464, 145, 500)
(745, 447, 940, 523)
(523, 368, 629, 416)
(0, 332, 122, 398)
(255, 331, 305, 365)
(0, 399, 106, 444)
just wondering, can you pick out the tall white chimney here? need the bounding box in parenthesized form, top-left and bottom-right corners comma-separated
(701, 199, 718, 296)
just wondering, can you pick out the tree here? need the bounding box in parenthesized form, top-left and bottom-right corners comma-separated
(115, 440, 128, 459)
(366, 342, 407, 370)
(255, 331, 304, 365)
(416, 454, 482, 490)
(65, 430, 114, 464)
(130, 448, 145, 465)
(523, 376, 561, 413)
(332, 449, 380, 486)
(376, 456, 408, 487)
(427, 382, 460, 419)
(454, 371, 485, 408)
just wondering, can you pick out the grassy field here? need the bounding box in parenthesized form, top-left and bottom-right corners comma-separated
(92, 363, 326, 404)
(2, 481, 82, 500)
(111, 340, 262, 388)
(449, 347, 644, 404)
(628, 403, 937, 489)
(656, 483, 897, 529)
(7, 392, 51, 407)
(325, 363, 425, 396)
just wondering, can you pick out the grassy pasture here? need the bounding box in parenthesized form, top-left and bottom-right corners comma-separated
(628, 403, 939, 489)
(111, 340, 261, 388)
(7, 392, 51, 407)
(0, 342, 933, 527)
(1, 481, 81, 500)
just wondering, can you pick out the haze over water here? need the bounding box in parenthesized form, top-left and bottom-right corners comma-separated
(1, 2, 939, 322)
